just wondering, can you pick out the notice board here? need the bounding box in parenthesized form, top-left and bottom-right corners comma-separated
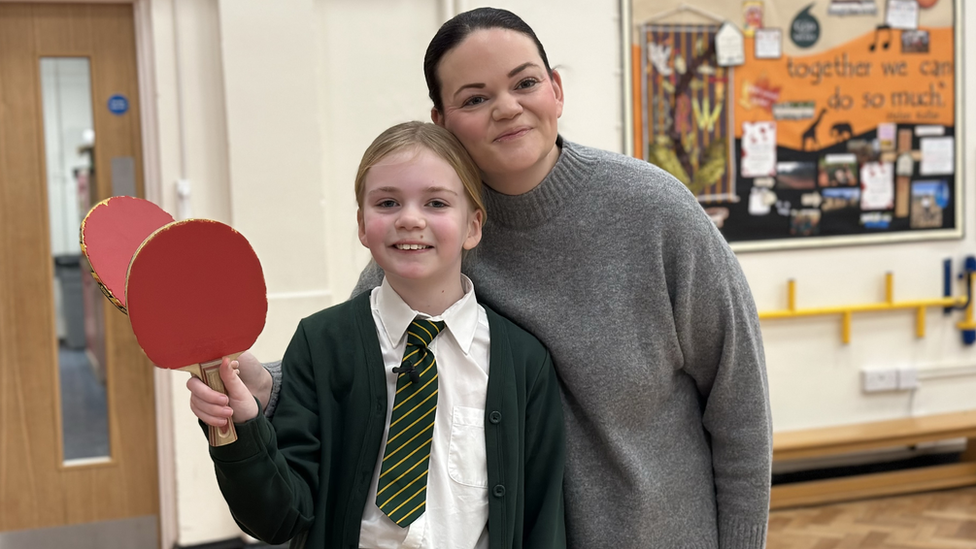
(623, 0, 961, 250)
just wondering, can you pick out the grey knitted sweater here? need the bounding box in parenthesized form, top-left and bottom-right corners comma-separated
(266, 140, 771, 548)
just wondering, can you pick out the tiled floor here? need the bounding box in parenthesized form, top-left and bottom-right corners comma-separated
(768, 486, 976, 548)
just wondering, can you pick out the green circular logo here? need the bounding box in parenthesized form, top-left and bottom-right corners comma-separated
(791, 4, 820, 48)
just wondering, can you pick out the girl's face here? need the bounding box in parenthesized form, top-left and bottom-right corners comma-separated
(432, 28, 563, 195)
(357, 147, 483, 291)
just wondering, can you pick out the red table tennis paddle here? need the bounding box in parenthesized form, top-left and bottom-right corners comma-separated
(80, 196, 175, 313)
(126, 219, 267, 446)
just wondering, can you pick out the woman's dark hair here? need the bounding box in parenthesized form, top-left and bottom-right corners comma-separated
(424, 7, 552, 113)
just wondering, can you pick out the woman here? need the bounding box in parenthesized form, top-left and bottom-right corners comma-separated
(192, 8, 771, 548)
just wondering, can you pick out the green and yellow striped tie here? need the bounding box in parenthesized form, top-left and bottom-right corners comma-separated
(376, 317, 446, 526)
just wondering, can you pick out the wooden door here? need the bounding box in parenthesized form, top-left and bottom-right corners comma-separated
(0, 3, 158, 542)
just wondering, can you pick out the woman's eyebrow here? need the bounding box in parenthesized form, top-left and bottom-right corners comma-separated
(453, 82, 485, 99)
(508, 62, 538, 77)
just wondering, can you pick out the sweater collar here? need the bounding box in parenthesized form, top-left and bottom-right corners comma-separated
(482, 137, 593, 229)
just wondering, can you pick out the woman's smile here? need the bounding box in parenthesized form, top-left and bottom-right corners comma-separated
(494, 126, 532, 142)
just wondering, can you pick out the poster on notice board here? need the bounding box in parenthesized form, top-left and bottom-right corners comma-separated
(624, 0, 961, 251)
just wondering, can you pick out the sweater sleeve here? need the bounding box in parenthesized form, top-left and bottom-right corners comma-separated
(521, 351, 567, 548)
(210, 321, 322, 545)
(262, 360, 282, 418)
(664, 191, 772, 548)
(351, 259, 384, 297)
(261, 260, 383, 418)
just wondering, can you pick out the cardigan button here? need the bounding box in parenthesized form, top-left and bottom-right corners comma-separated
(492, 484, 506, 498)
(488, 411, 502, 424)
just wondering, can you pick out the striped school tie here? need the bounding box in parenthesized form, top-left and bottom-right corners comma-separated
(376, 317, 446, 526)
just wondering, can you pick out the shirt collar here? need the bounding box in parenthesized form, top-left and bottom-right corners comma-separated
(374, 275, 480, 353)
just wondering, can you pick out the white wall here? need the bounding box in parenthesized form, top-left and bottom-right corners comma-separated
(149, 0, 241, 544)
(146, 0, 975, 545)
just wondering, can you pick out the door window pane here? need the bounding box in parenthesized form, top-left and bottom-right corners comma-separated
(40, 57, 111, 464)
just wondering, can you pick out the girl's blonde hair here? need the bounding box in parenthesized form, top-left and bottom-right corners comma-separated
(354, 121, 486, 224)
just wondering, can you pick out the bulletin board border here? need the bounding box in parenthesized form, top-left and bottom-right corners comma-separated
(619, 0, 965, 253)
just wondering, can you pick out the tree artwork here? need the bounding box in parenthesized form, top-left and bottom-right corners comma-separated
(641, 24, 733, 201)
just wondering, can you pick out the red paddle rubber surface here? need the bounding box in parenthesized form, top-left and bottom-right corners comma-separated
(80, 196, 174, 312)
(125, 219, 267, 369)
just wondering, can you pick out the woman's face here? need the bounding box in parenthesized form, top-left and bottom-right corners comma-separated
(432, 28, 563, 195)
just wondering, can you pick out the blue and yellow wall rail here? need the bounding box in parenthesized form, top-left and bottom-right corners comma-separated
(759, 257, 976, 345)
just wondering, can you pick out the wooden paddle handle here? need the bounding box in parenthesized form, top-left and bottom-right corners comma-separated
(180, 355, 240, 447)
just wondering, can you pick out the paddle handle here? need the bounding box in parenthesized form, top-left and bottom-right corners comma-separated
(180, 353, 242, 447)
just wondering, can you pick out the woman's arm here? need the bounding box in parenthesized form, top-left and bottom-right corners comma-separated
(666, 199, 772, 548)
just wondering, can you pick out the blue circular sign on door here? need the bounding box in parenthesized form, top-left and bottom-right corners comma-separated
(107, 94, 129, 115)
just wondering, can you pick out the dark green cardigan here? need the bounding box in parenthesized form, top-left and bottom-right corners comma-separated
(209, 291, 566, 548)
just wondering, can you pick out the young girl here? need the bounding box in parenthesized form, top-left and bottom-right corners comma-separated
(199, 121, 565, 549)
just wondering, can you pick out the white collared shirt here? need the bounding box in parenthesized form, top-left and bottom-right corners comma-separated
(358, 276, 491, 549)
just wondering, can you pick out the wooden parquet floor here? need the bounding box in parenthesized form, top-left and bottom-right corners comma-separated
(768, 486, 976, 548)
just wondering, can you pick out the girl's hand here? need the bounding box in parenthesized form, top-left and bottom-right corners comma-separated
(187, 357, 259, 425)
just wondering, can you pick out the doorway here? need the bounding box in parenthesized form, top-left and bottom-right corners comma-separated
(0, 3, 159, 547)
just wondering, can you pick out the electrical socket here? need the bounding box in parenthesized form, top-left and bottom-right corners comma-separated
(898, 367, 919, 390)
(862, 369, 899, 392)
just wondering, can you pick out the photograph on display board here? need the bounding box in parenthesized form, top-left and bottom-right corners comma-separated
(821, 187, 861, 211)
(819, 154, 859, 187)
(775, 162, 817, 190)
(624, 0, 961, 250)
(910, 179, 949, 228)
